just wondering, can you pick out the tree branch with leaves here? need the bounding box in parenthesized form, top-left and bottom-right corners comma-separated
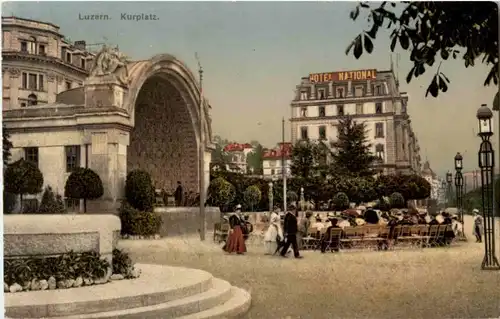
(346, 1, 498, 98)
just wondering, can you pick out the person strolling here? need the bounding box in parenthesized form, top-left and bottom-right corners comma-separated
(264, 208, 284, 255)
(223, 205, 247, 255)
(297, 211, 312, 250)
(473, 209, 484, 243)
(280, 205, 303, 259)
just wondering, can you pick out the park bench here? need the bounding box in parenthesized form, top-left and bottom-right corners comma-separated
(213, 222, 230, 243)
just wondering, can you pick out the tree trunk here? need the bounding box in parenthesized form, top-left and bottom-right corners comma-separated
(83, 198, 87, 213)
(19, 193, 23, 213)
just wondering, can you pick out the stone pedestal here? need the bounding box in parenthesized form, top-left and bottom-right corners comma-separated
(84, 75, 128, 110)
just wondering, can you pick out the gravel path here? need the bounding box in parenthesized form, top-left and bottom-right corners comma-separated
(119, 216, 500, 319)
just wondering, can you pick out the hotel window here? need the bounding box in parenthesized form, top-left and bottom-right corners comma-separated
(66, 52, 72, 63)
(24, 147, 39, 167)
(337, 104, 344, 116)
(318, 125, 327, 140)
(375, 85, 383, 95)
(271, 169, 275, 175)
(318, 88, 326, 100)
(20, 41, 27, 52)
(354, 86, 364, 97)
(300, 126, 309, 140)
(375, 122, 384, 138)
(336, 87, 345, 98)
(28, 37, 37, 54)
(61, 47, 67, 60)
(375, 144, 385, 161)
(318, 106, 326, 117)
(28, 73, 37, 90)
(20, 102, 27, 108)
(375, 102, 383, 114)
(356, 103, 364, 115)
(38, 74, 44, 91)
(21, 72, 28, 89)
(65, 81, 72, 90)
(65, 145, 81, 172)
(39, 44, 45, 55)
(81, 58, 86, 69)
(27, 94, 38, 106)
(300, 107, 307, 117)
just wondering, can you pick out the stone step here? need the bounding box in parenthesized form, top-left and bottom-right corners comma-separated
(54, 278, 233, 319)
(6, 264, 213, 318)
(176, 286, 252, 319)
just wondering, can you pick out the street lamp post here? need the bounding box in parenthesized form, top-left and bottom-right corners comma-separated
(454, 152, 466, 241)
(442, 180, 447, 208)
(195, 53, 206, 241)
(476, 104, 500, 270)
(300, 187, 305, 212)
(446, 171, 453, 209)
(268, 182, 274, 212)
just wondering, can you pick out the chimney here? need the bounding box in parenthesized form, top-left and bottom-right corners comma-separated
(74, 40, 86, 51)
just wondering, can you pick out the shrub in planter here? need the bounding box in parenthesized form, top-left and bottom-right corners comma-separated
(118, 202, 162, 236)
(4, 159, 44, 212)
(243, 185, 261, 211)
(65, 168, 104, 213)
(208, 177, 236, 210)
(112, 249, 138, 279)
(125, 170, 155, 211)
(390, 192, 406, 209)
(38, 186, 66, 214)
(332, 192, 350, 211)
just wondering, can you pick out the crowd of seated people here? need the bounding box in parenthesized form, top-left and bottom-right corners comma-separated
(308, 207, 459, 252)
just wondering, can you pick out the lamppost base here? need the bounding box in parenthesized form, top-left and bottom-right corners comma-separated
(481, 256, 500, 271)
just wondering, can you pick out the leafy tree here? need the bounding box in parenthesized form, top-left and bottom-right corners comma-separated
(290, 140, 330, 179)
(332, 192, 350, 211)
(390, 192, 406, 209)
(333, 176, 378, 205)
(243, 185, 261, 211)
(38, 186, 66, 214)
(208, 177, 236, 211)
(211, 135, 233, 171)
(246, 144, 264, 175)
(330, 116, 377, 177)
(124, 170, 154, 212)
(3, 124, 13, 165)
(4, 159, 44, 212)
(286, 190, 298, 203)
(346, 2, 498, 98)
(65, 167, 104, 213)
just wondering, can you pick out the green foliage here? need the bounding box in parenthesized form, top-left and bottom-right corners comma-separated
(208, 177, 236, 209)
(4, 251, 110, 286)
(125, 170, 155, 211)
(118, 202, 162, 236)
(246, 144, 264, 174)
(38, 186, 66, 214)
(65, 167, 104, 201)
(286, 190, 298, 202)
(333, 175, 379, 204)
(376, 174, 431, 201)
(112, 249, 136, 279)
(3, 191, 17, 214)
(290, 140, 331, 179)
(332, 192, 350, 211)
(330, 116, 377, 177)
(346, 2, 497, 98)
(3, 124, 12, 165)
(4, 159, 44, 199)
(390, 192, 406, 209)
(243, 185, 261, 210)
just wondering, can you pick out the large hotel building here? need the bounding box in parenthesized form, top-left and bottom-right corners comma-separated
(290, 69, 422, 175)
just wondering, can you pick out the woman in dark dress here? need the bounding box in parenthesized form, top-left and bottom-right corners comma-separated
(224, 212, 247, 254)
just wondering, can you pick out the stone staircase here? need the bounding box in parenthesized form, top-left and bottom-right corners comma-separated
(5, 264, 251, 319)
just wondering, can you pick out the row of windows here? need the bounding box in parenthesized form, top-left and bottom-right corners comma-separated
(23, 145, 81, 172)
(20, 72, 74, 92)
(18, 37, 88, 69)
(299, 123, 385, 140)
(299, 84, 386, 101)
(299, 102, 383, 118)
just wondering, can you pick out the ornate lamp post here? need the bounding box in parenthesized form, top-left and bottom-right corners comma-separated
(300, 187, 305, 212)
(476, 104, 500, 270)
(446, 171, 453, 208)
(454, 152, 466, 240)
(268, 181, 274, 212)
(442, 180, 447, 208)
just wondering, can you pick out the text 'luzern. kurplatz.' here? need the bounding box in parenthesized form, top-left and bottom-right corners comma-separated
(309, 69, 377, 83)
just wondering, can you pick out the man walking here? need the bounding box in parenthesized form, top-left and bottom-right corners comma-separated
(280, 205, 303, 259)
(174, 181, 183, 207)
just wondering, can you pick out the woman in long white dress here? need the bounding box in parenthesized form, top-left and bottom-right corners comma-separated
(264, 211, 284, 255)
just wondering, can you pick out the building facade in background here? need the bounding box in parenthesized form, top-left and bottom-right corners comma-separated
(223, 143, 254, 173)
(2, 16, 95, 109)
(421, 161, 445, 204)
(262, 142, 292, 180)
(289, 69, 421, 175)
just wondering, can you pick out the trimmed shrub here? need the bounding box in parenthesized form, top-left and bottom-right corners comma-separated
(243, 185, 261, 211)
(332, 192, 350, 211)
(3, 191, 18, 214)
(65, 168, 104, 213)
(208, 177, 236, 210)
(4, 159, 44, 211)
(112, 249, 137, 279)
(118, 202, 162, 236)
(286, 190, 299, 203)
(125, 170, 155, 211)
(38, 186, 66, 214)
(390, 192, 406, 209)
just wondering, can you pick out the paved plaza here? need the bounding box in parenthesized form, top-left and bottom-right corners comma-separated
(119, 216, 500, 319)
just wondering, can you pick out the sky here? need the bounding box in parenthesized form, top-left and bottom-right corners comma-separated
(3, 1, 498, 177)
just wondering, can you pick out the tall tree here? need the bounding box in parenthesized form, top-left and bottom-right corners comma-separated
(330, 116, 377, 177)
(246, 144, 264, 175)
(346, 2, 498, 98)
(290, 140, 331, 179)
(3, 124, 13, 165)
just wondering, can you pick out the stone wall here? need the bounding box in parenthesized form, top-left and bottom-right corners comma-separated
(154, 206, 221, 237)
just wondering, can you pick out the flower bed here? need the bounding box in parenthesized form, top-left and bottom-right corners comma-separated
(4, 249, 140, 293)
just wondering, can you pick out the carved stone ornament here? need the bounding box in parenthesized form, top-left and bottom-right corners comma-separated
(47, 73, 56, 82)
(89, 45, 130, 86)
(56, 75, 63, 84)
(8, 68, 21, 78)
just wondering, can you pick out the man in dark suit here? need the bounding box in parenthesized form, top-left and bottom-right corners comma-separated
(280, 205, 303, 259)
(174, 181, 183, 207)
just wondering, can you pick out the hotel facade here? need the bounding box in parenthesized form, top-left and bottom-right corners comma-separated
(289, 68, 422, 175)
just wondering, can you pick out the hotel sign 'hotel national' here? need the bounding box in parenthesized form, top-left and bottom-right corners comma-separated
(309, 69, 377, 83)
